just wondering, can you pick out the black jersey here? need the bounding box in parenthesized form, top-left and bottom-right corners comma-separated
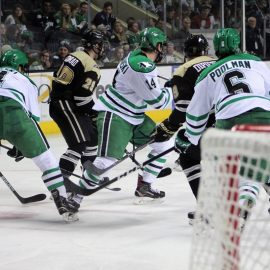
(50, 50, 101, 113)
(169, 55, 215, 125)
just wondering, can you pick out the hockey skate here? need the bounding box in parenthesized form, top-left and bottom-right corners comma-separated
(67, 192, 84, 212)
(51, 190, 79, 222)
(134, 175, 165, 204)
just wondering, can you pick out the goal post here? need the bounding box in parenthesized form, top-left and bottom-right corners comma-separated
(189, 125, 270, 270)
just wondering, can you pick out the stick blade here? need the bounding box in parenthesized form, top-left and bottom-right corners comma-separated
(19, 193, 47, 204)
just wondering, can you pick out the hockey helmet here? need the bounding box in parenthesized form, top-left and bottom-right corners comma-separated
(213, 28, 240, 58)
(184, 34, 209, 58)
(81, 29, 104, 59)
(0, 49, 28, 71)
(139, 27, 167, 62)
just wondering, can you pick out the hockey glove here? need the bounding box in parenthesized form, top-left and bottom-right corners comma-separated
(175, 129, 191, 154)
(164, 79, 173, 88)
(154, 119, 179, 142)
(7, 146, 24, 162)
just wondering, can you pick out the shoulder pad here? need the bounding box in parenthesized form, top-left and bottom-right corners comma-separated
(128, 49, 156, 73)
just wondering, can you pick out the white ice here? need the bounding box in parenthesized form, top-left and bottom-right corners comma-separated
(0, 135, 196, 270)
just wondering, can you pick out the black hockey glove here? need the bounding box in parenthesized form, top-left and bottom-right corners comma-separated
(154, 119, 179, 142)
(164, 79, 173, 88)
(7, 146, 24, 162)
(175, 129, 191, 154)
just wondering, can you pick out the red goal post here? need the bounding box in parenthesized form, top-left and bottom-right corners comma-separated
(189, 125, 270, 270)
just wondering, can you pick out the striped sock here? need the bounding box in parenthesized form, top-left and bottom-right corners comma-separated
(42, 167, 66, 197)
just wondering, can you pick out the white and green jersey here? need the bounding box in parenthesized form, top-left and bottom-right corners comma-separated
(186, 53, 270, 145)
(0, 67, 40, 121)
(93, 49, 173, 125)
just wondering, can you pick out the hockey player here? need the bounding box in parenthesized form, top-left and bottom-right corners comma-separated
(154, 34, 215, 223)
(49, 29, 104, 206)
(0, 49, 78, 221)
(176, 28, 270, 221)
(80, 27, 173, 203)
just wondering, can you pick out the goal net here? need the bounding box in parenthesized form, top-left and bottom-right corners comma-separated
(189, 125, 270, 270)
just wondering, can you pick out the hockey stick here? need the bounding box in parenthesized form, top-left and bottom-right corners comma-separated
(61, 168, 121, 192)
(158, 75, 169, 81)
(0, 142, 120, 193)
(0, 142, 13, 151)
(125, 149, 172, 178)
(64, 146, 175, 196)
(0, 171, 46, 204)
(83, 139, 154, 175)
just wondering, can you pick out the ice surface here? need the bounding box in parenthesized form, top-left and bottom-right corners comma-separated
(0, 135, 196, 270)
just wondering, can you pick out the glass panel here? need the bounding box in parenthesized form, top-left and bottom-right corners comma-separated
(0, 0, 269, 71)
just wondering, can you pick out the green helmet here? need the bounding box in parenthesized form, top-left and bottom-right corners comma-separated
(139, 27, 167, 51)
(213, 28, 240, 57)
(0, 49, 28, 71)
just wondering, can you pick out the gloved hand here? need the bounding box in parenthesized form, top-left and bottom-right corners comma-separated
(7, 146, 24, 162)
(175, 129, 191, 154)
(154, 119, 179, 142)
(164, 79, 173, 88)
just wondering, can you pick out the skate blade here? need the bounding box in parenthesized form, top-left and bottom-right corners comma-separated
(62, 212, 79, 222)
(133, 196, 165, 205)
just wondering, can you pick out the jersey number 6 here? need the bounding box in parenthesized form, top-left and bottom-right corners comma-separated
(224, 70, 251, 95)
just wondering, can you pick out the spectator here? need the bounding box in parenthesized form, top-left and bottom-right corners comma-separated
(31, 0, 56, 51)
(33, 0, 56, 30)
(1, 44, 12, 55)
(5, 24, 21, 49)
(173, 16, 191, 52)
(75, 1, 88, 32)
(54, 3, 78, 34)
(126, 16, 136, 26)
(110, 46, 125, 64)
(162, 42, 184, 63)
(126, 21, 140, 50)
(51, 40, 71, 69)
(4, 4, 28, 33)
(96, 23, 112, 40)
(0, 23, 8, 46)
(245, 16, 264, 57)
(91, 1, 116, 37)
(148, 17, 158, 28)
(191, 3, 215, 29)
(109, 21, 128, 49)
(30, 49, 52, 70)
(182, 3, 194, 19)
(166, 6, 177, 28)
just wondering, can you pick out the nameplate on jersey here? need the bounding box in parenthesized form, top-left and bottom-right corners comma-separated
(64, 55, 79, 67)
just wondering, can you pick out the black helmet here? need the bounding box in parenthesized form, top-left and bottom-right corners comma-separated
(81, 29, 104, 59)
(184, 34, 209, 57)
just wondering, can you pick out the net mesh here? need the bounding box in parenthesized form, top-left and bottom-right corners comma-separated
(189, 128, 270, 270)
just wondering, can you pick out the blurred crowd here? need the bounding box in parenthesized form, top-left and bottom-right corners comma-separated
(0, 0, 269, 71)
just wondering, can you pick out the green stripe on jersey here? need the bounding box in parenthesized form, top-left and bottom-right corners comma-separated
(99, 96, 144, 119)
(7, 88, 25, 103)
(145, 91, 165, 105)
(217, 95, 270, 112)
(109, 86, 147, 109)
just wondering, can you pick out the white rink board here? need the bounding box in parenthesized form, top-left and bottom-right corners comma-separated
(0, 135, 195, 270)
